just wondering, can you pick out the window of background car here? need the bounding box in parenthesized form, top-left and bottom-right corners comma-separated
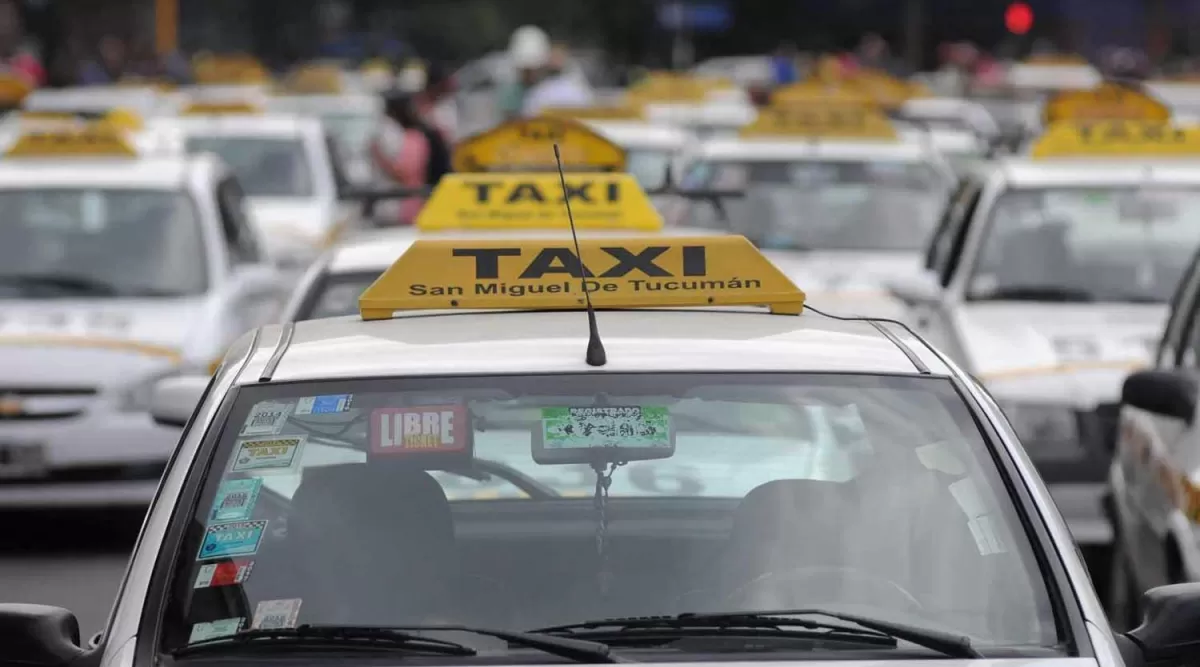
(294, 270, 380, 320)
(163, 372, 1061, 655)
(681, 160, 949, 252)
(186, 136, 316, 198)
(968, 187, 1200, 304)
(0, 188, 208, 298)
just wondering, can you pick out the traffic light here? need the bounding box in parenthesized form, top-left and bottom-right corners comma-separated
(1005, 2, 1034, 35)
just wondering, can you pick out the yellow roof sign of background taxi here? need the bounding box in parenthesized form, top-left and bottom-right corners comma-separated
(623, 72, 731, 103)
(452, 116, 626, 173)
(358, 235, 806, 319)
(181, 101, 262, 115)
(739, 102, 897, 140)
(5, 124, 137, 158)
(1031, 120, 1200, 158)
(1043, 82, 1170, 124)
(414, 172, 662, 231)
(0, 74, 32, 105)
(192, 53, 270, 84)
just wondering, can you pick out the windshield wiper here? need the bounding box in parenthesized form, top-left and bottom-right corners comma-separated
(174, 623, 622, 663)
(533, 609, 980, 659)
(972, 286, 1095, 303)
(0, 273, 121, 296)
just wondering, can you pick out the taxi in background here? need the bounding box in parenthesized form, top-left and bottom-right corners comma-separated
(159, 99, 357, 270)
(10, 219, 1196, 667)
(267, 63, 384, 188)
(1105, 211, 1200, 628)
(0, 118, 286, 509)
(888, 87, 1194, 576)
(541, 104, 695, 194)
(673, 92, 954, 320)
(894, 97, 999, 174)
(624, 71, 757, 140)
(286, 117, 713, 323)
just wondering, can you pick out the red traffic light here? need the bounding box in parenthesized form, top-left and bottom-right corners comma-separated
(1006, 2, 1034, 35)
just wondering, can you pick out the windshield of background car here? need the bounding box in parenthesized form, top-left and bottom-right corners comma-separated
(625, 148, 672, 191)
(320, 113, 376, 158)
(185, 136, 316, 198)
(165, 372, 1061, 655)
(295, 269, 379, 319)
(0, 188, 207, 298)
(680, 160, 949, 252)
(968, 187, 1200, 304)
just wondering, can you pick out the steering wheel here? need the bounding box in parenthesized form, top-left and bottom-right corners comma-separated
(722, 566, 924, 612)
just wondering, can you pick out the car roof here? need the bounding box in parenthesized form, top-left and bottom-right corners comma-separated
(0, 153, 219, 189)
(232, 309, 947, 384)
(326, 227, 731, 274)
(157, 113, 322, 139)
(585, 121, 691, 150)
(696, 137, 932, 161)
(268, 94, 382, 115)
(993, 157, 1200, 186)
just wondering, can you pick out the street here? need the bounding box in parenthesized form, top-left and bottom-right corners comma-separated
(0, 510, 142, 637)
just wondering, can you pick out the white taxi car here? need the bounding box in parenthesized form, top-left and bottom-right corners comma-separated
(269, 90, 383, 188)
(6, 227, 1191, 667)
(0, 121, 287, 508)
(888, 119, 1200, 575)
(157, 108, 357, 269)
(673, 102, 955, 320)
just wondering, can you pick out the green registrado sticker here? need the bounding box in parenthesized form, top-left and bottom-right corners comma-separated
(542, 406, 670, 449)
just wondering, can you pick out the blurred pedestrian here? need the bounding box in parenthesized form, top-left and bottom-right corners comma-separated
(522, 41, 594, 116)
(417, 60, 458, 142)
(856, 33, 908, 77)
(498, 25, 551, 120)
(0, 0, 41, 87)
(770, 42, 800, 86)
(370, 90, 427, 225)
(80, 35, 129, 84)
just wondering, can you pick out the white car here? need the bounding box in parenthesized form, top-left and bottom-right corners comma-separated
(888, 121, 1200, 573)
(10, 229, 1184, 667)
(268, 92, 383, 188)
(157, 112, 358, 270)
(0, 120, 287, 508)
(672, 118, 955, 321)
(584, 119, 695, 193)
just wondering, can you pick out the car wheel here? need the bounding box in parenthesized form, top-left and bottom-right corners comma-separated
(1107, 538, 1140, 631)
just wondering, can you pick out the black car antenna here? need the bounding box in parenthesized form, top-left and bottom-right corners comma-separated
(553, 143, 607, 367)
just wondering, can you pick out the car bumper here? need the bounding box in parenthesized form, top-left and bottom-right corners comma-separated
(1049, 482, 1112, 546)
(0, 411, 180, 509)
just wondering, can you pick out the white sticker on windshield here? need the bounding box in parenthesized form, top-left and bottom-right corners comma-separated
(188, 617, 243, 643)
(240, 402, 292, 437)
(80, 190, 105, 232)
(252, 598, 302, 630)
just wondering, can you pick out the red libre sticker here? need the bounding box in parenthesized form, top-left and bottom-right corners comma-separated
(194, 559, 255, 589)
(370, 405, 469, 455)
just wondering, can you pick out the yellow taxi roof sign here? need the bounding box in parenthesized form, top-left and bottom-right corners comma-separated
(414, 172, 662, 232)
(1043, 82, 1171, 123)
(849, 69, 919, 109)
(182, 101, 262, 115)
(624, 72, 712, 103)
(101, 107, 144, 131)
(740, 102, 897, 140)
(284, 64, 343, 94)
(452, 116, 626, 173)
(1031, 120, 1200, 158)
(770, 81, 879, 107)
(5, 125, 137, 158)
(540, 104, 645, 121)
(0, 74, 32, 105)
(358, 234, 806, 319)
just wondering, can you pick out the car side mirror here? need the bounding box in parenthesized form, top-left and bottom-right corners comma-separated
(1122, 583, 1200, 667)
(886, 272, 943, 307)
(1122, 370, 1197, 424)
(150, 375, 210, 428)
(0, 603, 85, 666)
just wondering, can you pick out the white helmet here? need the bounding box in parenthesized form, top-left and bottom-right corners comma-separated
(509, 25, 550, 70)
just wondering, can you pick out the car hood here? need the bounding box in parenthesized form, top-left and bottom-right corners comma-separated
(955, 301, 1165, 405)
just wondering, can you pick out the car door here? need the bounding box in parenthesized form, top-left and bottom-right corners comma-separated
(215, 176, 285, 337)
(910, 176, 984, 359)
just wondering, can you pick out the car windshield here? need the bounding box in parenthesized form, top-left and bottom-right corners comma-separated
(968, 187, 1200, 304)
(681, 160, 949, 252)
(0, 188, 207, 298)
(295, 270, 380, 319)
(186, 136, 315, 198)
(321, 113, 377, 158)
(165, 372, 1060, 655)
(625, 148, 673, 191)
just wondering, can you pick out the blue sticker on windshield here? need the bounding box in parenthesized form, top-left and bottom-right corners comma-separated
(294, 394, 353, 415)
(198, 520, 267, 560)
(209, 478, 262, 522)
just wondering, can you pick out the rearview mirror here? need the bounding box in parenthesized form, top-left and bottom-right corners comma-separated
(886, 272, 942, 306)
(1122, 370, 1197, 424)
(0, 603, 85, 666)
(150, 375, 211, 428)
(1120, 583, 1200, 667)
